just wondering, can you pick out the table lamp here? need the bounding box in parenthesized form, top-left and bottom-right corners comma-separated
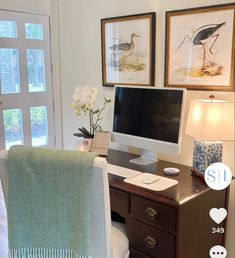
(185, 95, 234, 179)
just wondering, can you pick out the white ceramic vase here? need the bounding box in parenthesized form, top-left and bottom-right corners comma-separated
(76, 137, 93, 152)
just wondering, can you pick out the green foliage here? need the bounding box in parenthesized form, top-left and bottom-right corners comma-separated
(30, 107, 46, 127)
(3, 107, 46, 133)
(74, 127, 93, 138)
(104, 97, 112, 103)
(3, 110, 21, 131)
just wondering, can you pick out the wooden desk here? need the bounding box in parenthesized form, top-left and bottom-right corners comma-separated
(107, 149, 229, 258)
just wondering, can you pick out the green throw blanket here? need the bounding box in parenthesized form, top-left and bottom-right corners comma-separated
(7, 145, 96, 258)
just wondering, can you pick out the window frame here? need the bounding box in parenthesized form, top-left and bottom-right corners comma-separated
(0, 9, 56, 150)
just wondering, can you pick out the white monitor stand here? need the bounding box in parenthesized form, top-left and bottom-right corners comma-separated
(129, 149, 158, 165)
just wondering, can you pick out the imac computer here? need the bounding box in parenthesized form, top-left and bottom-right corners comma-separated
(111, 86, 186, 165)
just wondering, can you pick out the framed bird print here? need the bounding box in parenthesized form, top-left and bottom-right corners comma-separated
(101, 12, 156, 87)
(165, 3, 235, 91)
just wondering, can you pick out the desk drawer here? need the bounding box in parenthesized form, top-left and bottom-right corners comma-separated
(110, 188, 129, 216)
(131, 220, 175, 258)
(132, 195, 176, 232)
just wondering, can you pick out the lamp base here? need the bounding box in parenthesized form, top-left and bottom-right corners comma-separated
(192, 140, 223, 178)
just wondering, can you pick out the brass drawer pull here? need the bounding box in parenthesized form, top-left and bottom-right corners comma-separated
(145, 207, 158, 219)
(144, 235, 158, 248)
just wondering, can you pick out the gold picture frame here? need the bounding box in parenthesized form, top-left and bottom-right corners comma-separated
(165, 3, 235, 91)
(101, 12, 156, 87)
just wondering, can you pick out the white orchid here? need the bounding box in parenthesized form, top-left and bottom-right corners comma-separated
(72, 85, 99, 115)
(72, 84, 111, 138)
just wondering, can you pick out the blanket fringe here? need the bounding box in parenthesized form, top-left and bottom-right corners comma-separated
(8, 248, 92, 258)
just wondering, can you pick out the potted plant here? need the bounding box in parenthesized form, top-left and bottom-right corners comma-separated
(72, 85, 111, 151)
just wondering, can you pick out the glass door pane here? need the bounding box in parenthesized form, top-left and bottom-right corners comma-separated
(3, 109, 24, 149)
(30, 106, 48, 146)
(0, 20, 17, 38)
(27, 49, 45, 92)
(25, 23, 43, 40)
(0, 48, 20, 94)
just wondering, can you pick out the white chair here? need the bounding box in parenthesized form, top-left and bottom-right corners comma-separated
(0, 150, 129, 258)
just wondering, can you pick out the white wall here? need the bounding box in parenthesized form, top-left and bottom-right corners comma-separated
(57, 0, 234, 255)
(57, 0, 234, 168)
(0, 0, 51, 14)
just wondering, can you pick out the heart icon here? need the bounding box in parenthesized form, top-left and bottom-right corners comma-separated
(209, 208, 227, 224)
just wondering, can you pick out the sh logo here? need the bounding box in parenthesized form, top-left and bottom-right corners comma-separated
(205, 163, 232, 190)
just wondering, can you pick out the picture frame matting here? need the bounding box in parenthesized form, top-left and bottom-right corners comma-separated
(165, 3, 235, 91)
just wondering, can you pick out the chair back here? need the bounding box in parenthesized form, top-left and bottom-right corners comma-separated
(0, 150, 112, 258)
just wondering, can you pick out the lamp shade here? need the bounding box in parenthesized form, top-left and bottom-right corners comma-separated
(185, 99, 234, 141)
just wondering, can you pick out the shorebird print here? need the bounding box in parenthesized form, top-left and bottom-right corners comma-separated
(177, 22, 226, 70)
(110, 33, 140, 67)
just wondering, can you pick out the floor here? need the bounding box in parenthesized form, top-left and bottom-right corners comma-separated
(0, 181, 8, 258)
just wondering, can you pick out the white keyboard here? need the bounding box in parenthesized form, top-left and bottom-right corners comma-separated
(107, 163, 142, 179)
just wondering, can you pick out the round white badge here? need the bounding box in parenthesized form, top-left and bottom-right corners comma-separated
(204, 163, 232, 191)
(209, 245, 227, 258)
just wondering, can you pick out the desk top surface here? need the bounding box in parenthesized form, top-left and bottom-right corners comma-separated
(107, 149, 213, 207)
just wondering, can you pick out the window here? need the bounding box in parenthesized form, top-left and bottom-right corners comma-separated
(0, 10, 54, 150)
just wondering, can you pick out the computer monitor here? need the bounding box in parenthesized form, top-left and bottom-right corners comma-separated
(111, 86, 186, 165)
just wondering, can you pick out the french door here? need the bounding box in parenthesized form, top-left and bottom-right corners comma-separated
(0, 10, 55, 150)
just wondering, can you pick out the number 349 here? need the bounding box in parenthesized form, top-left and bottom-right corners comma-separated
(212, 228, 224, 234)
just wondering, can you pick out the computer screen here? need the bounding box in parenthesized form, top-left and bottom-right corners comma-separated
(112, 86, 186, 164)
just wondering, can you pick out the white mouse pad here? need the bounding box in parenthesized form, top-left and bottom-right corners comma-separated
(124, 173, 178, 191)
